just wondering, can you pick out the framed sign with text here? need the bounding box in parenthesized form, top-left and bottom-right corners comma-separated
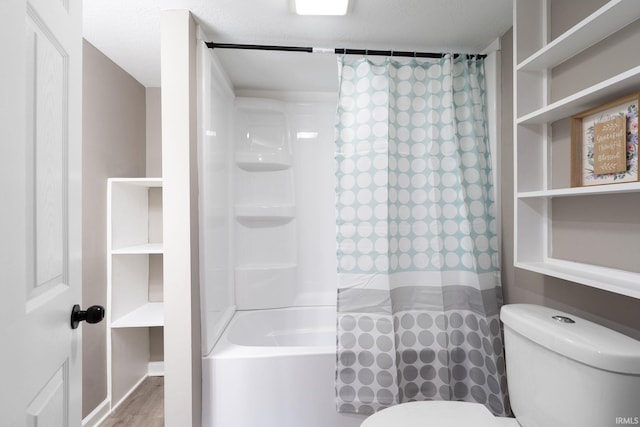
(571, 92, 639, 187)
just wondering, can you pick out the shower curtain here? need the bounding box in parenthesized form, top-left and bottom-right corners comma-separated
(334, 54, 508, 417)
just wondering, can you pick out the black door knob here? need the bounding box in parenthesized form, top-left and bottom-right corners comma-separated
(70, 304, 105, 329)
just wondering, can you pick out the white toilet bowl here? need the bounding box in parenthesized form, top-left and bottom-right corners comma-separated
(361, 401, 519, 427)
(360, 304, 640, 427)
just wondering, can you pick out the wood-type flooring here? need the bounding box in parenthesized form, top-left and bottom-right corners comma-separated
(100, 376, 164, 427)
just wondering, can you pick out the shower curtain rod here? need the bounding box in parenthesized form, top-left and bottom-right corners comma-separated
(205, 42, 487, 59)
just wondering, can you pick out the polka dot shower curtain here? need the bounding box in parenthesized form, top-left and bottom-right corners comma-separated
(334, 55, 509, 417)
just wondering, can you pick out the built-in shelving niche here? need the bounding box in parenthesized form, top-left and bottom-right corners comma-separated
(514, 0, 640, 299)
(107, 178, 164, 411)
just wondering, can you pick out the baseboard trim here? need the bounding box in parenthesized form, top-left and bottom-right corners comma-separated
(82, 398, 110, 427)
(110, 374, 148, 414)
(148, 361, 165, 376)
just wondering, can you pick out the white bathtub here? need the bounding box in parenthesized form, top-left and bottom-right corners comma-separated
(202, 306, 366, 427)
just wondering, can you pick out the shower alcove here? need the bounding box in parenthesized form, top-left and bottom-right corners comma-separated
(196, 40, 363, 427)
(195, 30, 502, 426)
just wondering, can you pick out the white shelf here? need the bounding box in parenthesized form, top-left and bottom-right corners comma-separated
(235, 205, 295, 221)
(517, 182, 640, 198)
(517, 65, 640, 124)
(235, 151, 291, 171)
(111, 243, 163, 254)
(109, 177, 163, 187)
(111, 302, 164, 328)
(516, 259, 640, 300)
(517, 0, 640, 71)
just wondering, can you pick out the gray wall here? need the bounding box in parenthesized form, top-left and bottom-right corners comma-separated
(499, 27, 640, 340)
(146, 87, 163, 177)
(82, 40, 146, 418)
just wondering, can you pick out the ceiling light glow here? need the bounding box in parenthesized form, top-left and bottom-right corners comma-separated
(296, 131, 319, 139)
(294, 0, 349, 15)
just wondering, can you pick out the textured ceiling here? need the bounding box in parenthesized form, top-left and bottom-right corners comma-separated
(83, 0, 512, 89)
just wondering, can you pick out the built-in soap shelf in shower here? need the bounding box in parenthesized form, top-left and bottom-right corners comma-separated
(234, 205, 295, 223)
(235, 151, 291, 172)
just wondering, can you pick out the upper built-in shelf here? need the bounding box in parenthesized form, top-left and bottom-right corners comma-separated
(517, 0, 640, 71)
(111, 243, 164, 254)
(518, 181, 640, 198)
(517, 65, 640, 124)
(109, 177, 163, 187)
(516, 259, 640, 300)
(236, 151, 291, 171)
(111, 302, 164, 328)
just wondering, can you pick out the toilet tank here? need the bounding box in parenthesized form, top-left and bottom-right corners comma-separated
(501, 304, 640, 427)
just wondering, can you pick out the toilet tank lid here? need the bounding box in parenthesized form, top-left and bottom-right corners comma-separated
(501, 304, 640, 374)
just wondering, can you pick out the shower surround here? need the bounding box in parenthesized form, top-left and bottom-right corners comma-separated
(197, 41, 362, 427)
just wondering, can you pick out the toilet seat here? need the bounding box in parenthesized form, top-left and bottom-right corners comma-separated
(361, 401, 520, 427)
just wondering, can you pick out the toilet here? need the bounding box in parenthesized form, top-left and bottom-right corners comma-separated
(362, 304, 640, 427)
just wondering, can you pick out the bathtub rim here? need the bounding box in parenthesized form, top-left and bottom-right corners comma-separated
(204, 305, 338, 359)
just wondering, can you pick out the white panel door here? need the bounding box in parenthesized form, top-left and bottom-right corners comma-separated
(0, 0, 83, 426)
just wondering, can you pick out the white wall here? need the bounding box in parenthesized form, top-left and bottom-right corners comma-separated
(289, 100, 340, 306)
(227, 96, 339, 311)
(161, 10, 202, 427)
(197, 44, 236, 355)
